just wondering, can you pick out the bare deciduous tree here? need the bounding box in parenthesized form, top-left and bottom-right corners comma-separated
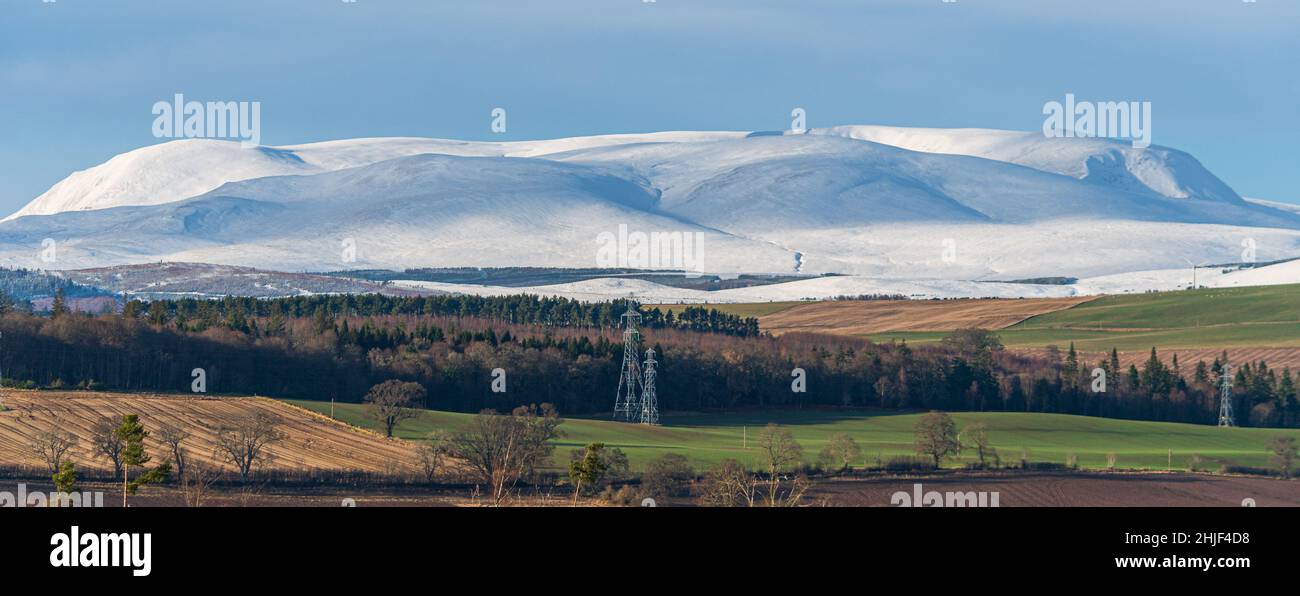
(30, 421, 78, 475)
(364, 380, 426, 438)
(959, 422, 995, 468)
(698, 458, 757, 507)
(641, 453, 694, 499)
(158, 424, 193, 481)
(756, 423, 804, 506)
(1271, 437, 1298, 479)
(914, 411, 962, 468)
(180, 459, 221, 507)
(448, 403, 562, 505)
(215, 412, 285, 482)
(91, 416, 125, 478)
(415, 430, 449, 483)
(817, 432, 861, 472)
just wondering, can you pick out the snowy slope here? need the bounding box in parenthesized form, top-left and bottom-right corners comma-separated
(0, 153, 798, 272)
(5, 125, 1243, 221)
(4, 132, 745, 221)
(391, 258, 1300, 304)
(1246, 197, 1300, 215)
(812, 126, 1242, 203)
(1206, 259, 1300, 288)
(2, 126, 1299, 295)
(390, 276, 1079, 303)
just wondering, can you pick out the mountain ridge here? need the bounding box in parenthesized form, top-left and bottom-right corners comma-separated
(2, 126, 1297, 289)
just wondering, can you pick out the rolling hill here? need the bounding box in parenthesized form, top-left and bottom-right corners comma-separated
(847, 283, 1300, 353)
(0, 390, 421, 475)
(284, 400, 1300, 472)
(3, 127, 1299, 289)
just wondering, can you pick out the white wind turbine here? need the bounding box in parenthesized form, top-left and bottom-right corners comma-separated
(1180, 256, 1206, 289)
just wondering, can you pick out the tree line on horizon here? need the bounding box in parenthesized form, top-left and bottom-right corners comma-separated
(0, 293, 1295, 429)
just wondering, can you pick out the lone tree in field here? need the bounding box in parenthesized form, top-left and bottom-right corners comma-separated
(959, 422, 995, 468)
(818, 432, 861, 472)
(756, 423, 808, 507)
(364, 380, 426, 438)
(91, 416, 125, 479)
(914, 411, 962, 468)
(448, 404, 562, 505)
(115, 414, 171, 507)
(1271, 437, 1298, 479)
(216, 412, 285, 482)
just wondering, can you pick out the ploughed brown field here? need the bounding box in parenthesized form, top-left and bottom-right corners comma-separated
(757, 297, 1095, 336)
(811, 472, 1300, 507)
(1111, 347, 1300, 371)
(0, 390, 420, 475)
(1020, 347, 1300, 371)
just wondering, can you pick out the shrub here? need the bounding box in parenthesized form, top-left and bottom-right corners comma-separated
(640, 453, 694, 498)
(884, 456, 934, 473)
(600, 484, 642, 506)
(1219, 464, 1274, 477)
(1023, 462, 1069, 471)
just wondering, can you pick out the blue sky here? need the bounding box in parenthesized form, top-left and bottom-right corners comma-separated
(1, 0, 1297, 216)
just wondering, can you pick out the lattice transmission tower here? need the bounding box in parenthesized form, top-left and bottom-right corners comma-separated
(1218, 365, 1235, 427)
(640, 347, 660, 425)
(612, 302, 643, 421)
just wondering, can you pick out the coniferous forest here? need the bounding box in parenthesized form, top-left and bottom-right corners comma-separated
(0, 292, 1295, 428)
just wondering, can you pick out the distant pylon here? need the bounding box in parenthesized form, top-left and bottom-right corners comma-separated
(1218, 365, 1235, 427)
(613, 301, 643, 420)
(640, 347, 660, 425)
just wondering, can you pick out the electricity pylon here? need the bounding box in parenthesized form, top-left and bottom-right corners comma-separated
(613, 302, 642, 420)
(1218, 365, 1235, 427)
(640, 347, 660, 425)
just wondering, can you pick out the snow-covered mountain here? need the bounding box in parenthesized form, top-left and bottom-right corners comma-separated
(812, 126, 1243, 203)
(2, 126, 1298, 293)
(2, 132, 745, 221)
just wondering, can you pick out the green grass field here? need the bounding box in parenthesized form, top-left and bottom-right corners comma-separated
(868, 283, 1300, 351)
(282, 400, 1298, 472)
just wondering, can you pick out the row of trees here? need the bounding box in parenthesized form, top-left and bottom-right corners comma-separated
(118, 294, 760, 337)
(28, 414, 171, 506)
(1044, 343, 1299, 427)
(2, 302, 1297, 427)
(26, 410, 286, 506)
